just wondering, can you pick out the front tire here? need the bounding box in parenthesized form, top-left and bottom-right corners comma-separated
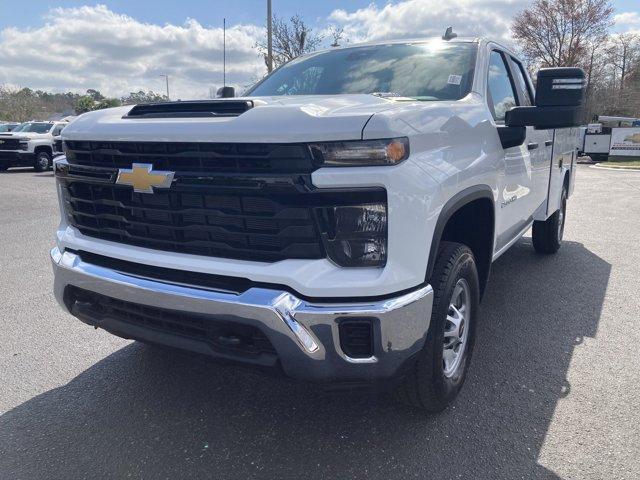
(395, 241, 479, 413)
(532, 184, 567, 254)
(34, 151, 51, 172)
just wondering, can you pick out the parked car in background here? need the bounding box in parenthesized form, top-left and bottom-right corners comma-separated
(0, 121, 68, 171)
(0, 122, 19, 132)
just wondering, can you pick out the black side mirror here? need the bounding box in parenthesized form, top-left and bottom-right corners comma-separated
(506, 67, 585, 129)
(497, 125, 526, 149)
(535, 67, 585, 107)
(217, 86, 235, 98)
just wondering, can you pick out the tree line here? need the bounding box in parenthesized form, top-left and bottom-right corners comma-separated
(513, 0, 639, 121)
(0, 87, 167, 122)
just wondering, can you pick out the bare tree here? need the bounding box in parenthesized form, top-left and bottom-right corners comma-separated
(257, 15, 323, 69)
(606, 33, 640, 92)
(328, 25, 346, 48)
(512, 0, 614, 68)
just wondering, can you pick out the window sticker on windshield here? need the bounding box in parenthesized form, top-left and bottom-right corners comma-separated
(447, 74, 462, 85)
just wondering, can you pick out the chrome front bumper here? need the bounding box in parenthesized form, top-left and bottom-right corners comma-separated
(51, 248, 434, 383)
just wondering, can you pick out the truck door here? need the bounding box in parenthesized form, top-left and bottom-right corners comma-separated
(486, 49, 535, 251)
(507, 56, 553, 218)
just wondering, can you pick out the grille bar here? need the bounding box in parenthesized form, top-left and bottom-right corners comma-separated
(65, 141, 317, 174)
(0, 138, 21, 150)
(62, 182, 324, 261)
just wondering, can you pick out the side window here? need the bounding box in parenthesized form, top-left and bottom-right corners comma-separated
(510, 57, 534, 106)
(52, 125, 64, 136)
(487, 51, 517, 123)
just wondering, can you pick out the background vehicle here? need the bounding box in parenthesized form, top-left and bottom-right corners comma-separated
(581, 125, 611, 161)
(51, 34, 584, 412)
(579, 116, 640, 161)
(0, 122, 19, 133)
(0, 121, 67, 171)
(53, 135, 64, 158)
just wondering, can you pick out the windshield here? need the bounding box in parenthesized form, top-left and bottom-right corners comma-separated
(247, 41, 477, 101)
(13, 122, 53, 134)
(0, 124, 16, 132)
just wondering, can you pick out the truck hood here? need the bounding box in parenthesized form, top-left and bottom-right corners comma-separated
(2, 132, 49, 140)
(62, 95, 408, 143)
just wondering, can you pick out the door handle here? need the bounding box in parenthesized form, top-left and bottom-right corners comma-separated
(545, 140, 553, 147)
(527, 142, 539, 150)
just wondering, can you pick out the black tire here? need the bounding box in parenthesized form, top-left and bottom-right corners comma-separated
(395, 241, 480, 413)
(34, 150, 51, 172)
(0, 164, 8, 172)
(532, 184, 567, 254)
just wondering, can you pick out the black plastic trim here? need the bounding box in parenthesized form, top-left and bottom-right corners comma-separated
(124, 100, 254, 118)
(425, 185, 495, 282)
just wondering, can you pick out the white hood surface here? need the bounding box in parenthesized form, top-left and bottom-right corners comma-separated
(3, 132, 50, 140)
(62, 95, 408, 143)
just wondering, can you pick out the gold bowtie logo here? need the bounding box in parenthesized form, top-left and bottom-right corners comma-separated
(116, 163, 175, 193)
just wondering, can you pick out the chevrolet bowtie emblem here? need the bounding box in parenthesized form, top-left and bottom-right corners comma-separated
(116, 163, 175, 193)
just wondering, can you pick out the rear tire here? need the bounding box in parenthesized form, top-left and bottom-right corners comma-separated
(34, 151, 51, 172)
(395, 241, 479, 413)
(532, 184, 567, 254)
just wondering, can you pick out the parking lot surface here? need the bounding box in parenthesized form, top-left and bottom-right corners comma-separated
(1, 165, 639, 479)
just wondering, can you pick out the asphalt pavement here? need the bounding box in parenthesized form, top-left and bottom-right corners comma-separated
(1, 165, 639, 479)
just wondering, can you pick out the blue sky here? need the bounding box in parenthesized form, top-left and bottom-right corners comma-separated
(0, 1, 638, 99)
(2, 0, 637, 31)
(3, 1, 369, 30)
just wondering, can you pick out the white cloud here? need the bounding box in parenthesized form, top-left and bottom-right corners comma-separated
(0, 4, 266, 99)
(614, 12, 640, 26)
(614, 11, 640, 33)
(328, 0, 530, 46)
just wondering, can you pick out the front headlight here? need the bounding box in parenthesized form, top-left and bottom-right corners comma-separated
(319, 203, 387, 267)
(309, 137, 409, 167)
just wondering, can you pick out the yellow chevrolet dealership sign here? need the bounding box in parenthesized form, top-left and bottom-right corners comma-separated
(116, 163, 175, 193)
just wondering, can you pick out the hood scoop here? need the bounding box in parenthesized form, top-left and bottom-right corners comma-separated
(124, 100, 254, 119)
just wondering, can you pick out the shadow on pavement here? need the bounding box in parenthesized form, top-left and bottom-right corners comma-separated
(0, 167, 53, 177)
(0, 167, 34, 174)
(0, 239, 610, 479)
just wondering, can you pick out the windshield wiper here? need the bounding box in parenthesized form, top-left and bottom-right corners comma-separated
(371, 92, 402, 98)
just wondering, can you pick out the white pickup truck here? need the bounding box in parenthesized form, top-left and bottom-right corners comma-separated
(51, 34, 583, 412)
(0, 121, 68, 171)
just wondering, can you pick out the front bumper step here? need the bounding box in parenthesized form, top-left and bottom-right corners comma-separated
(51, 247, 433, 382)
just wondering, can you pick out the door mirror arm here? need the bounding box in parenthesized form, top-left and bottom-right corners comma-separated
(497, 125, 526, 149)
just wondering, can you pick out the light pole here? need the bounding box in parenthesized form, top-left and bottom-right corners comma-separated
(267, 0, 273, 72)
(159, 74, 170, 100)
